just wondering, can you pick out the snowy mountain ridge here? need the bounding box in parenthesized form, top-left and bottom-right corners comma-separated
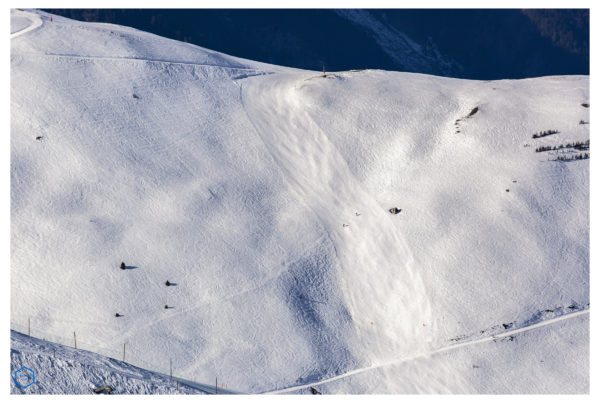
(11, 9, 589, 393)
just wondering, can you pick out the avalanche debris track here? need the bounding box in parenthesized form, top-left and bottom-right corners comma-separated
(241, 72, 434, 365)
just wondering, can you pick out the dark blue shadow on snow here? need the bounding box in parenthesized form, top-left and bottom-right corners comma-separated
(278, 243, 358, 386)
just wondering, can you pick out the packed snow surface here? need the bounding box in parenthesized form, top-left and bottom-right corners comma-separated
(11, 9, 589, 393)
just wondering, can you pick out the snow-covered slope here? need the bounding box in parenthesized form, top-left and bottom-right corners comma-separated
(11, 9, 589, 393)
(277, 309, 589, 394)
(10, 330, 216, 394)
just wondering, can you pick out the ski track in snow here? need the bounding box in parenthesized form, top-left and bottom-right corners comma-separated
(117, 232, 329, 341)
(12, 51, 268, 74)
(265, 308, 589, 394)
(10, 9, 43, 39)
(12, 308, 587, 394)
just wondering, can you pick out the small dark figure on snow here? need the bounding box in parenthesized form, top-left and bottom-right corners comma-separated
(389, 207, 401, 214)
(115, 313, 123, 318)
(93, 385, 113, 394)
(120, 262, 126, 270)
(165, 280, 171, 286)
(311, 387, 321, 395)
(165, 304, 169, 309)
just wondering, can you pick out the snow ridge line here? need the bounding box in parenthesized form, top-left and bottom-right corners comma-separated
(264, 308, 589, 394)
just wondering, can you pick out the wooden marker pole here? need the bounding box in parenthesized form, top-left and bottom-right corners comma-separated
(170, 358, 172, 381)
(215, 377, 218, 394)
(73, 331, 77, 349)
(123, 343, 126, 362)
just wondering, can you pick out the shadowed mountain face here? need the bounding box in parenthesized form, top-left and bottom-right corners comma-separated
(43, 8, 588, 80)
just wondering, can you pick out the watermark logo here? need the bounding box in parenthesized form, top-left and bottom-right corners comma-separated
(14, 366, 35, 389)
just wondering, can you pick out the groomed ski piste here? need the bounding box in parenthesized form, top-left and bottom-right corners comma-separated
(11, 9, 589, 394)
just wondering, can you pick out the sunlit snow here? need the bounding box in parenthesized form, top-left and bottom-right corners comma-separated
(11, 9, 589, 394)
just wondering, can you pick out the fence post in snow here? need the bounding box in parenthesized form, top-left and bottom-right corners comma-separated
(73, 331, 77, 349)
(216, 377, 218, 394)
(170, 358, 172, 381)
(123, 343, 126, 362)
